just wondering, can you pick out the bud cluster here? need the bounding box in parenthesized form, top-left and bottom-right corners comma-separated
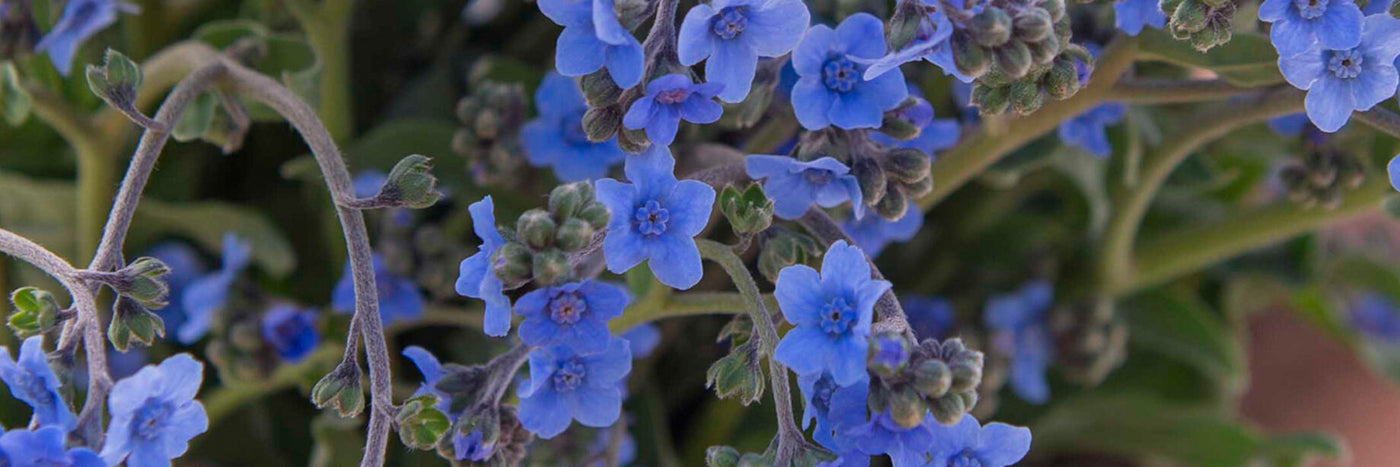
(719, 182, 776, 237)
(756, 228, 822, 283)
(7, 286, 65, 338)
(1163, 0, 1235, 52)
(798, 126, 935, 220)
(452, 67, 528, 186)
(1279, 150, 1367, 210)
(1050, 298, 1128, 386)
(966, 12, 1092, 118)
(951, 0, 1067, 85)
(866, 335, 984, 429)
(492, 182, 610, 287)
(707, 315, 766, 404)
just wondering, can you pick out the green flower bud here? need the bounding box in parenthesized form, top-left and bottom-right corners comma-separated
(1009, 79, 1044, 115)
(581, 70, 622, 107)
(1040, 0, 1067, 21)
(1043, 58, 1080, 99)
(380, 154, 442, 209)
(993, 40, 1033, 80)
(971, 84, 1011, 115)
(928, 392, 968, 425)
(396, 394, 452, 450)
(737, 452, 776, 467)
(583, 105, 623, 142)
(1189, 21, 1222, 51)
(578, 203, 612, 230)
(953, 33, 992, 79)
(903, 176, 934, 198)
(86, 48, 160, 130)
(492, 243, 534, 284)
(886, 0, 928, 51)
(853, 157, 888, 207)
(880, 109, 922, 141)
(103, 256, 172, 309)
(555, 218, 596, 252)
(969, 7, 1013, 47)
(456, 404, 503, 454)
(757, 231, 820, 283)
(719, 183, 775, 236)
(717, 314, 754, 345)
(517, 209, 557, 250)
(312, 362, 366, 417)
(873, 183, 908, 221)
(949, 359, 984, 393)
(1172, 0, 1209, 35)
(706, 341, 766, 405)
(913, 359, 953, 398)
(618, 127, 650, 153)
(549, 182, 595, 220)
(1013, 8, 1054, 43)
(1027, 35, 1061, 65)
(889, 387, 928, 429)
(108, 296, 165, 352)
(706, 446, 742, 467)
(8, 287, 61, 338)
(531, 248, 570, 285)
(886, 148, 932, 184)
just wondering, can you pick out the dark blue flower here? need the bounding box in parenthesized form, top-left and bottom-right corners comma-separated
(746, 155, 864, 220)
(621, 323, 661, 358)
(678, 0, 810, 102)
(260, 304, 320, 362)
(842, 411, 936, 466)
(864, 9, 960, 82)
(841, 206, 922, 256)
(901, 295, 954, 340)
(1269, 113, 1312, 136)
(774, 240, 891, 385)
(100, 354, 208, 467)
(144, 241, 207, 334)
(0, 426, 104, 467)
(537, 0, 644, 87)
(178, 232, 251, 344)
(1279, 14, 1400, 132)
(797, 372, 869, 451)
(523, 73, 627, 181)
(1115, 0, 1167, 36)
(333, 253, 424, 325)
(517, 280, 630, 354)
(791, 13, 909, 130)
(1259, 0, 1363, 56)
(1349, 293, 1400, 344)
(517, 337, 632, 438)
(984, 280, 1055, 404)
(927, 414, 1032, 467)
(595, 145, 716, 290)
(0, 336, 74, 430)
(622, 74, 724, 146)
(1058, 103, 1126, 158)
(34, 0, 138, 75)
(456, 196, 514, 336)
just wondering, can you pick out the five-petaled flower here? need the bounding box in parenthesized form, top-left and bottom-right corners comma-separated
(523, 73, 627, 181)
(178, 232, 251, 344)
(456, 196, 515, 336)
(517, 336, 632, 438)
(984, 280, 1055, 404)
(517, 280, 630, 354)
(595, 145, 716, 290)
(537, 0, 644, 88)
(1115, 0, 1167, 36)
(100, 354, 209, 467)
(1279, 14, 1400, 132)
(1259, 0, 1364, 56)
(0, 426, 104, 467)
(622, 74, 725, 147)
(333, 253, 425, 325)
(260, 304, 321, 362)
(35, 0, 139, 75)
(0, 336, 75, 430)
(746, 155, 865, 220)
(677, 0, 811, 102)
(791, 13, 909, 130)
(402, 347, 493, 461)
(926, 414, 1033, 467)
(773, 240, 891, 385)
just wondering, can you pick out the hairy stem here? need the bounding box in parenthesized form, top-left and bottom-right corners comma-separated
(281, 0, 357, 141)
(1104, 79, 1253, 104)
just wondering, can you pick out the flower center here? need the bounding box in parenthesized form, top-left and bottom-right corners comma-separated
(549, 292, 589, 325)
(552, 358, 587, 392)
(1294, 0, 1328, 19)
(822, 58, 860, 93)
(133, 398, 174, 441)
(1328, 49, 1364, 79)
(948, 450, 983, 467)
(655, 88, 692, 105)
(801, 168, 833, 185)
(634, 200, 670, 236)
(820, 297, 856, 335)
(711, 7, 748, 40)
(563, 111, 590, 144)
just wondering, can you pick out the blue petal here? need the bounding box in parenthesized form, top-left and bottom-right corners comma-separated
(928, 415, 983, 460)
(775, 264, 826, 325)
(792, 25, 836, 75)
(1305, 76, 1356, 132)
(402, 346, 445, 384)
(746, 0, 811, 57)
(645, 234, 704, 289)
(534, 72, 586, 115)
(1389, 154, 1400, 191)
(677, 3, 717, 66)
(1257, 0, 1291, 21)
(1269, 16, 1317, 56)
(605, 42, 645, 88)
(665, 180, 717, 237)
(833, 13, 887, 59)
(555, 26, 607, 76)
(1353, 61, 1398, 110)
(819, 240, 873, 294)
(792, 77, 834, 130)
(709, 41, 759, 102)
(518, 387, 571, 438)
(602, 228, 649, 274)
(1279, 47, 1326, 90)
(774, 326, 830, 375)
(1316, 3, 1363, 50)
(829, 336, 868, 386)
(680, 94, 725, 123)
(569, 385, 623, 427)
(538, 0, 591, 27)
(1362, 13, 1400, 63)
(976, 422, 1033, 465)
(582, 337, 634, 383)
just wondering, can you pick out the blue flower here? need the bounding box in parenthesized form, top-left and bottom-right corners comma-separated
(34, 0, 138, 75)
(144, 241, 207, 333)
(178, 232, 251, 344)
(523, 73, 627, 181)
(621, 323, 661, 358)
(1389, 153, 1400, 191)
(1259, 0, 1363, 56)
(1366, 0, 1393, 15)
(517, 337, 632, 438)
(260, 304, 320, 362)
(842, 206, 923, 256)
(0, 336, 74, 430)
(868, 95, 960, 157)
(595, 145, 716, 290)
(926, 414, 1033, 467)
(902, 295, 954, 340)
(456, 196, 514, 336)
(333, 253, 424, 325)
(1349, 293, 1400, 344)
(622, 74, 724, 146)
(0, 426, 104, 467)
(842, 411, 936, 467)
(677, 0, 811, 102)
(1058, 103, 1126, 158)
(402, 346, 447, 401)
(797, 372, 869, 451)
(1279, 14, 1400, 132)
(100, 354, 208, 467)
(746, 155, 864, 220)
(985, 280, 1055, 404)
(537, 0, 643, 88)
(402, 347, 497, 461)
(791, 13, 909, 130)
(1115, 0, 1167, 36)
(517, 280, 630, 354)
(864, 9, 959, 82)
(774, 240, 891, 385)
(1269, 113, 1312, 136)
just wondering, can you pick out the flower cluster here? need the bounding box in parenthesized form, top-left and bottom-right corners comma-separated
(1272, 7, 1400, 131)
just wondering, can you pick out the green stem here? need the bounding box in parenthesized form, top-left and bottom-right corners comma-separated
(610, 291, 770, 332)
(1103, 79, 1253, 104)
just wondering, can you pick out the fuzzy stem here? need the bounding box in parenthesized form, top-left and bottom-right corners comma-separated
(1103, 79, 1253, 104)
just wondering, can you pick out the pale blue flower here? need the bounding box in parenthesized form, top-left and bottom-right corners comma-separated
(523, 73, 627, 181)
(1279, 14, 1400, 132)
(0, 336, 74, 430)
(517, 337, 632, 438)
(100, 354, 208, 467)
(622, 74, 724, 146)
(456, 196, 514, 336)
(746, 155, 864, 220)
(774, 240, 891, 385)
(538, 0, 644, 88)
(595, 145, 716, 290)
(791, 13, 909, 130)
(678, 0, 811, 102)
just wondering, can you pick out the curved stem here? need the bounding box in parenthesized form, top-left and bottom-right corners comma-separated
(1104, 79, 1253, 104)
(280, 0, 356, 141)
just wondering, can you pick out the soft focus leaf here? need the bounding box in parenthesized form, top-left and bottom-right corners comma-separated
(1253, 432, 1347, 467)
(0, 63, 32, 126)
(1031, 393, 1260, 467)
(1120, 289, 1246, 393)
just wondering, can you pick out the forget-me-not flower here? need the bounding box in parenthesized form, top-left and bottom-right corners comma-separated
(537, 0, 644, 88)
(100, 354, 208, 467)
(746, 155, 864, 220)
(774, 240, 892, 385)
(798, 372, 869, 451)
(1115, 0, 1167, 36)
(0, 426, 104, 467)
(622, 74, 724, 146)
(1279, 14, 1400, 132)
(144, 241, 207, 333)
(927, 414, 1033, 467)
(260, 304, 320, 362)
(0, 336, 74, 430)
(791, 13, 909, 130)
(869, 94, 960, 157)
(677, 0, 811, 102)
(842, 411, 937, 466)
(35, 0, 138, 75)
(456, 196, 514, 336)
(517, 280, 630, 354)
(178, 232, 251, 344)
(1058, 103, 1126, 158)
(985, 280, 1055, 404)
(333, 253, 424, 325)
(595, 145, 716, 290)
(402, 347, 496, 461)
(1259, 0, 1363, 56)
(517, 336, 632, 438)
(842, 206, 923, 256)
(523, 73, 627, 181)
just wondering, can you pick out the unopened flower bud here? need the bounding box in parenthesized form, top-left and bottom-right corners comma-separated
(516, 209, 557, 250)
(887, 148, 931, 183)
(953, 33, 991, 80)
(396, 394, 451, 450)
(492, 243, 533, 284)
(993, 40, 1033, 79)
(1172, 0, 1209, 34)
(1009, 80, 1044, 115)
(949, 359, 984, 393)
(928, 392, 968, 425)
(969, 7, 1013, 47)
(8, 287, 61, 338)
(1043, 58, 1080, 99)
(913, 359, 953, 397)
(706, 446, 742, 467)
(618, 127, 650, 153)
(757, 231, 820, 282)
(972, 84, 1011, 115)
(108, 296, 165, 351)
(886, 0, 927, 51)
(874, 184, 908, 221)
(531, 248, 569, 285)
(581, 70, 622, 106)
(889, 387, 928, 429)
(903, 176, 934, 198)
(1040, 0, 1067, 20)
(87, 48, 160, 130)
(853, 157, 888, 207)
(454, 404, 502, 461)
(578, 203, 612, 230)
(381, 155, 442, 209)
(312, 362, 365, 417)
(868, 332, 911, 377)
(1028, 36, 1061, 64)
(555, 218, 595, 251)
(1014, 8, 1054, 43)
(583, 105, 622, 142)
(880, 111, 921, 141)
(706, 341, 766, 405)
(109, 256, 171, 309)
(719, 183, 775, 235)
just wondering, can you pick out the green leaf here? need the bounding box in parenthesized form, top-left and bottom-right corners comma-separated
(1136, 29, 1283, 87)
(1047, 146, 1109, 238)
(1031, 394, 1261, 467)
(190, 20, 321, 121)
(1120, 289, 1246, 393)
(0, 63, 32, 126)
(171, 92, 217, 142)
(1253, 432, 1347, 467)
